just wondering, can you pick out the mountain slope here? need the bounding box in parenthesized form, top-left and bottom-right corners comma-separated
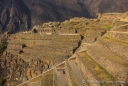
(0, 0, 128, 33)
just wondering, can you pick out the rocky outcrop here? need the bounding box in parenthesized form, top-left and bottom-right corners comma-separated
(0, 53, 54, 86)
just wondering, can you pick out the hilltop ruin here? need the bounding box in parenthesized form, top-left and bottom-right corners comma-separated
(0, 12, 128, 86)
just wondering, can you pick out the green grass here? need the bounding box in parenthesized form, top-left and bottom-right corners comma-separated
(54, 74, 59, 86)
(0, 78, 4, 86)
(43, 74, 53, 86)
(98, 37, 128, 67)
(102, 25, 113, 30)
(78, 52, 114, 81)
(0, 44, 7, 53)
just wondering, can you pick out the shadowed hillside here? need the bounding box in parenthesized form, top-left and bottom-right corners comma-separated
(0, 0, 128, 33)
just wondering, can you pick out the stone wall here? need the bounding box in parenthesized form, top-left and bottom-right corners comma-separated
(19, 53, 69, 62)
(112, 24, 128, 32)
(10, 33, 81, 40)
(86, 46, 128, 81)
(23, 47, 74, 54)
(7, 44, 25, 50)
(8, 39, 80, 47)
(98, 13, 122, 20)
(7, 50, 22, 55)
(98, 12, 128, 22)
(104, 31, 128, 43)
(84, 30, 104, 37)
(75, 57, 99, 86)
(82, 37, 96, 43)
(82, 30, 106, 43)
(97, 37, 128, 59)
(6, 32, 82, 84)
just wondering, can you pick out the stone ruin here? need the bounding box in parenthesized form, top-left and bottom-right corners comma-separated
(6, 28, 82, 63)
(0, 27, 82, 85)
(98, 12, 128, 22)
(98, 13, 122, 20)
(1, 15, 128, 86)
(32, 27, 55, 35)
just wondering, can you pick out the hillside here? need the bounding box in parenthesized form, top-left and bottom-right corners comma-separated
(0, 12, 128, 86)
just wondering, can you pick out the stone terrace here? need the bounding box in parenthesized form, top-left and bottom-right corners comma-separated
(5, 16, 128, 86)
(6, 32, 82, 63)
(86, 26, 128, 81)
(17, 27, 128, 86)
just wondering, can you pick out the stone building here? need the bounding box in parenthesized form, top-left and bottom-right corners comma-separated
(32, 28, 55, 35)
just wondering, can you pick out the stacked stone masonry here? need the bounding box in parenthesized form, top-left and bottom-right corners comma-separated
(87, 45, 128, 81)
(7, 32, 82, 63)
(104, 31, 128, 43)
(97, 37, 128, 59)
(75, 56, 99, 86)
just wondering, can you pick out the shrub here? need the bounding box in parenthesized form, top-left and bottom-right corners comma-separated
(0, 78, 4, 86)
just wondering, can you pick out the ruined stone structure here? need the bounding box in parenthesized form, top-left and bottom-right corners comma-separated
(98, 12, 128, 22)
(6, 31, 81, 63)
(32, 27, 55, 35)
(17, 19, 128, 86)
(1, 15, 128, 86)
(98, 13, 122, 20)
(1, 29, 82, 85)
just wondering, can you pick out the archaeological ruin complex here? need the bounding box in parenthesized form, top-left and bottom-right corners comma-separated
(0, 12, 128, 86)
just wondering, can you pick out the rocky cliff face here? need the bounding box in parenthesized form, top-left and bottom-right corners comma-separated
(0, 0, 128, 33)
(0, 0, 31, 33)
